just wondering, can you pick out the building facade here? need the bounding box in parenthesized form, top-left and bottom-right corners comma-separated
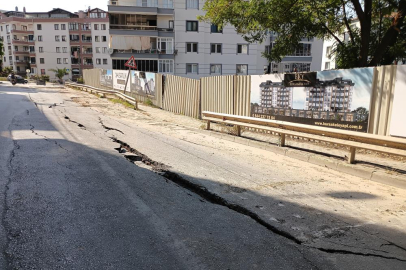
(0, 8, 110, 80)
(305, 78, 354, 112)
(259, 81, 293, 109)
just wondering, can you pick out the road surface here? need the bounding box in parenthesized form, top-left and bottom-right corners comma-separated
(0, 83, 405, 269)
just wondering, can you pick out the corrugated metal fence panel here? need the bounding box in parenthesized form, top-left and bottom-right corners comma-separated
(201, 75, 234, 114)
(234, 75, 251, 116)
(154, 73, 163, 108)
(83, 69, 102, 88)
(163, 75, 200, 118)
(368, 65, 397, 136)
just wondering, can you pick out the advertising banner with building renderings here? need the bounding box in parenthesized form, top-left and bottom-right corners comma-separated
(130, 71, 156, 98)
(250, 68, 374, 132)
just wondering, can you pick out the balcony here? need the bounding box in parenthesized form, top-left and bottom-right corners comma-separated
(14, 59, 29, 64)
(111, 48, 175, 59)
(13, 51, 30, 55)
(110, 25, 174, 37)
(11, 29, 34, 34)
(12, 39, 29, 45)
(108, 2, 174, 15)
(82, 50, 93, 57)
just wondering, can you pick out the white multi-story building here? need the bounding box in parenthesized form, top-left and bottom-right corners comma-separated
(110, 0, 326, 78)
(0, 8, 110, 80)
(108, 0, 325, 78)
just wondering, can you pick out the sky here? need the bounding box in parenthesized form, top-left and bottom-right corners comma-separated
(1, 0, 108, 13)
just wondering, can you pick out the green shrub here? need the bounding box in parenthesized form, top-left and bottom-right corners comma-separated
(77, 77, 84, 84)
(144, 98, 153, 106)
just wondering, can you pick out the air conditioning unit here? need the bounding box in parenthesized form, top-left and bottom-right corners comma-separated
(110, 1, 118, 5)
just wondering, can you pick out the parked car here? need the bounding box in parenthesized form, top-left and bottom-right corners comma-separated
(7, 75, 28, 84)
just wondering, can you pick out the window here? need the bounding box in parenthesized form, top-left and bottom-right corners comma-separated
(210, 24, 222, 33)
(94, 24, 99, 30)
(96, 47, 101, 53)
(63, 47, 67, 53)
(103, 47, 107, 53)
(96, 59, 101, 65)
(40, 58, 45, 64)
(186, 63, 198, 74)
(210, 64, 222, 75)
(101, 24, 106, 30)
(29, 46, 35, 52)
(325, 62, 330, 70)
(64, 58, 68, 64)
(236, 64, 248, 75)
(61, 24, 66, 30)
(57, 58, 61, 64)
(186, 42, 198, 53)
(55, 35, 60, 42)
(326, 46, 332, 58)
(158, 59, 173, 73)
(37, 24, 42, 30)
(169, 20, 174, 29)
(39, 47, 43, 53)
(56, 47, 61, 53)
(211, 43, 222, 54)
(158, 38, 173, 54)
(186, 0, 199, 9)
(102, 36, 107, 42)
(14, 46, 18, 51)
(28, 35, 34, 41)
(103, 59, 108, 65)
(38, 35, 42, 42)
(69, 23, 78, 31)
(95, 36, 100, 42)
(41, 69, 45, 75)
(54, 24, 59, 30)
(62, 35, 66, 42)
(237, 44, 248, 54)
(186, 21, 198, 32)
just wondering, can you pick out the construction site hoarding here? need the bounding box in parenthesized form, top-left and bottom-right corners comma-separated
(390, 65, 406, 138)
(250, 68, 374, 132)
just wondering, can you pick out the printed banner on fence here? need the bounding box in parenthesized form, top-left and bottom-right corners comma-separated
(250, 68, 374, 132)
(390, 65, 406, 138)
(100, 69, 113, 88)
(130, 71, 156, 98)
(112, 70, 130, 91)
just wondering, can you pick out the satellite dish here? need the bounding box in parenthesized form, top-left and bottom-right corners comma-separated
(108, 48, 114, 55)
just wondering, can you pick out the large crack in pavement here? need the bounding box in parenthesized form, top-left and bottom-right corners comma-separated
(63, 116, 86, 129)
(111, 137, 406, 263)
(99, 117, 124, 134)
(29, 124, 68, 152)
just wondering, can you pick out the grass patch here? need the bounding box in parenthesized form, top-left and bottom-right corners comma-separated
(0, 77, 8, 81)
(109, 98, 134, 108)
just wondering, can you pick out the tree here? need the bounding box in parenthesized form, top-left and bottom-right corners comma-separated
(48, 67, 68, 82)
(199, 0, 406, 68)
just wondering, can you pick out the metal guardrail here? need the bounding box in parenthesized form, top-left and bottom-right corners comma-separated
(202, 111, 406, 164)
(65, 82, 138, 110)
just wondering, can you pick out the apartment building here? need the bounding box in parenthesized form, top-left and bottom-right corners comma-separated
(266, 34, 324, 73)
(305, 78, 354, 112)
(108, 0, 273, 78)
(259, 81, 293, 109)
(0, 8, 110, 80)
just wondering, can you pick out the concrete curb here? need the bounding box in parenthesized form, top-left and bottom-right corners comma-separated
(202, 130, 406, 190)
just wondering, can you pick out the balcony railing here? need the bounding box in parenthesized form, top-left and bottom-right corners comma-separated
(113, 48, 174, 54)
(109, 0, 174, 8)
(110, 24, 173, 32)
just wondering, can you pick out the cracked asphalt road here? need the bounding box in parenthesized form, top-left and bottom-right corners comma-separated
(0, 84, 405, 269)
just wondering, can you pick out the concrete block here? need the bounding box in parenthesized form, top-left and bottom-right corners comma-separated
(266, 144, 288, 156)
(285, 150, 311, 162)
(248, 140, 269, 149)
(308, 156, 338, 170)
(370, 171, 406, 190)
(336, 163, 373, 180)
(234, 136, 250, 146)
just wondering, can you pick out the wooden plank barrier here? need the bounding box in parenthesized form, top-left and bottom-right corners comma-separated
(202, 111, 406, 164)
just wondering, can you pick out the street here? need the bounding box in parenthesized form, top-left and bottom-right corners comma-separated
(0, 83, 405, 269)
